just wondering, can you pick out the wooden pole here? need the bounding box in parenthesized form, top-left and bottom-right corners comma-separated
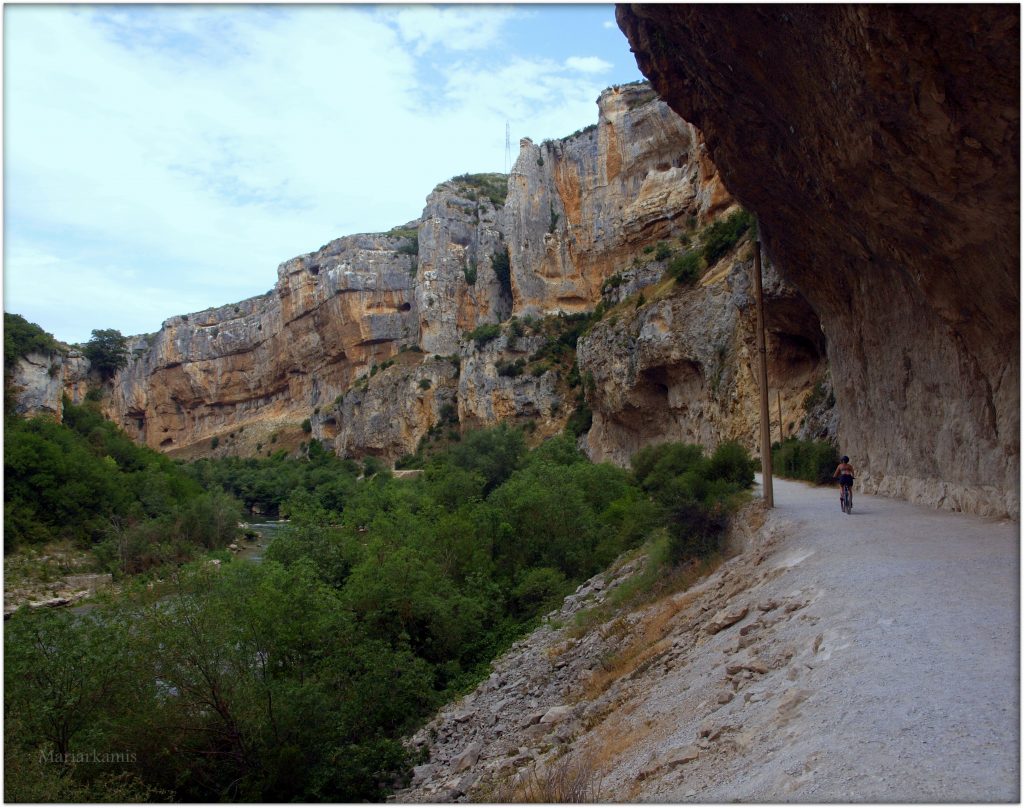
(753, 236, 774, 507)
(777, 389, 784, 443)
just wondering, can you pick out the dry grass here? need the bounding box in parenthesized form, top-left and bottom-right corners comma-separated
(486, 751, 604, 803)
(581, 554, 725, 701)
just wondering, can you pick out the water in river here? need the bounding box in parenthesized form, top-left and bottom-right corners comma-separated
(235, 519, 290, 563)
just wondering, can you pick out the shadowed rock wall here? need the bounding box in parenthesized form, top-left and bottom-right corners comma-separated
(617, 4, 1020, 517)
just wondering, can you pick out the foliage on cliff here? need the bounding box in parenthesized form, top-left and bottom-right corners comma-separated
(3, 312, 61, 368)
(82, 328, 129, 380)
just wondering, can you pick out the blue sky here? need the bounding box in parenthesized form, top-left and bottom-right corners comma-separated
(3, 4, 644, 345)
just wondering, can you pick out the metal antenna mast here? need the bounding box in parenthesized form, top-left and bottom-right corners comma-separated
(505, 121, 511, 174)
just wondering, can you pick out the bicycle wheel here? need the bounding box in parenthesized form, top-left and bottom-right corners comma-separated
(843, 487, 852, 514)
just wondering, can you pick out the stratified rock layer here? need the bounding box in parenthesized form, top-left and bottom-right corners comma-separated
(616, 5, 1020, 517)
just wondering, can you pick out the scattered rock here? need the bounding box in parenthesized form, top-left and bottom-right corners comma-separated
(716, 690, 734, 704)
(452, 741, 483, 773)
(705, 604, 749, 635)
(539, 705, 573, 724)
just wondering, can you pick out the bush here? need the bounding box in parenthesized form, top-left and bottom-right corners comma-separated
(496, 359, 525, 378)
(301, 418, 312, 434)
(668, 251, 703, 285)
(772, 438, 838, 484)
(702, 209, 754, 265)
(4, 313, 60, 368)
(464, 261, 477, 285)
(654, 241, 672, 261)
(418, 379, 431, 390)
(466, 323, 501, 348)
(707, 441, 757, 487)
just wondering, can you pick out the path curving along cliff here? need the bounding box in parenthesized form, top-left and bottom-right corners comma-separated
(396, 478, 1018, 802)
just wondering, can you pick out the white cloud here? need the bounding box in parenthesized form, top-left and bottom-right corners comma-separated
(565, 56, 613, 74)
(603, 20, 617, 30)
(387, 5, 520, 56)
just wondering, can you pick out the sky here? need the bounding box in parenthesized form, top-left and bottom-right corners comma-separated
(3, 4, 645, 345)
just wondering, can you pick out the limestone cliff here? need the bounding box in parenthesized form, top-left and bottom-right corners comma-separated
(504, 82, 730, 317)
(616, 5, 1020, 518)
(71, 82, 746, 464)
(578, 232, 824, 466)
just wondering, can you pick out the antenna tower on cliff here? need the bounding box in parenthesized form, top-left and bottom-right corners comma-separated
(505, 121, 511, 174)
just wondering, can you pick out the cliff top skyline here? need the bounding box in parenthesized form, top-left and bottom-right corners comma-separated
(4, 4, 642, 345)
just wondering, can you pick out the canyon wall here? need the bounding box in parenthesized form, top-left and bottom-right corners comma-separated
(18, 79, 830, 479)
(32, 82, 764, 466)
(617, 4, 1020, 518)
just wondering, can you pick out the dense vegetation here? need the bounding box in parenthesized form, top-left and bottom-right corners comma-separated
(4, 313, 61, 370)
(771, 437, 840, 484)
(5, 413, 755, 802)
(4, 398, 239, 566)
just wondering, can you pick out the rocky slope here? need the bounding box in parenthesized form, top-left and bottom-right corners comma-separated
(24, 82, 808, 468)
(616, 5, 1020, 518)
(394, 479, 1018, 802)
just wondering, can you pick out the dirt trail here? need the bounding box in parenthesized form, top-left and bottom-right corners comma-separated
(397, 477, 1019, 803)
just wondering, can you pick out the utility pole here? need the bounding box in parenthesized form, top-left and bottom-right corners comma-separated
(753, 229, 774, 507)
(777, 389, 784, 443)
(505, 122, 512, 174)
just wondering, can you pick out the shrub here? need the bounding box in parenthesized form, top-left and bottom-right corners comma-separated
(707, 441, 757, 487)
(772, 438, 838, 484)
(210, 436, 219, 449)
(463, 261, 477, 285)
(654, 241, 672, 261)
(601, 273, 624, 294)
(668, 251, 702, 285)
(466, 323, 501, 348)
(702, 209, 754, 265)
(4, 313, 60, 368)
(418, 379, 431, 390)
(301, 418, 312, 434)
(566, 403, 592, 437)
(496, 359, 526, 378)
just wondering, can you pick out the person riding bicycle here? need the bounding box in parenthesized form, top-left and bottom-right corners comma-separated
(833, 456, 855, 508)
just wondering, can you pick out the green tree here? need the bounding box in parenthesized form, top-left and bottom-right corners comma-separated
(83, 329, 129, 380)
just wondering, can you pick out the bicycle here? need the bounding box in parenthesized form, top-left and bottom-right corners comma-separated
(840, 483, 853, 514)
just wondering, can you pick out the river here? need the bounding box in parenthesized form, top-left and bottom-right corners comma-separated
(235, 519, 290, 563)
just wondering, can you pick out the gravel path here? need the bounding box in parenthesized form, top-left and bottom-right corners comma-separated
(680, 476, 1020, 802)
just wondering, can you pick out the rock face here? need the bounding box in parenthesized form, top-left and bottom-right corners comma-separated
(9, 350, 90, 420)
(106, 232, 419, 454)
(616, 5, 1020, 517)
(78, 83, 742, 463)
(578, 238, 825, 466)
(504, 82, 731, 317)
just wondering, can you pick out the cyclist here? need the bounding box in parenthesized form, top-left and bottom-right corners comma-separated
(833, 455, 855, 512)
